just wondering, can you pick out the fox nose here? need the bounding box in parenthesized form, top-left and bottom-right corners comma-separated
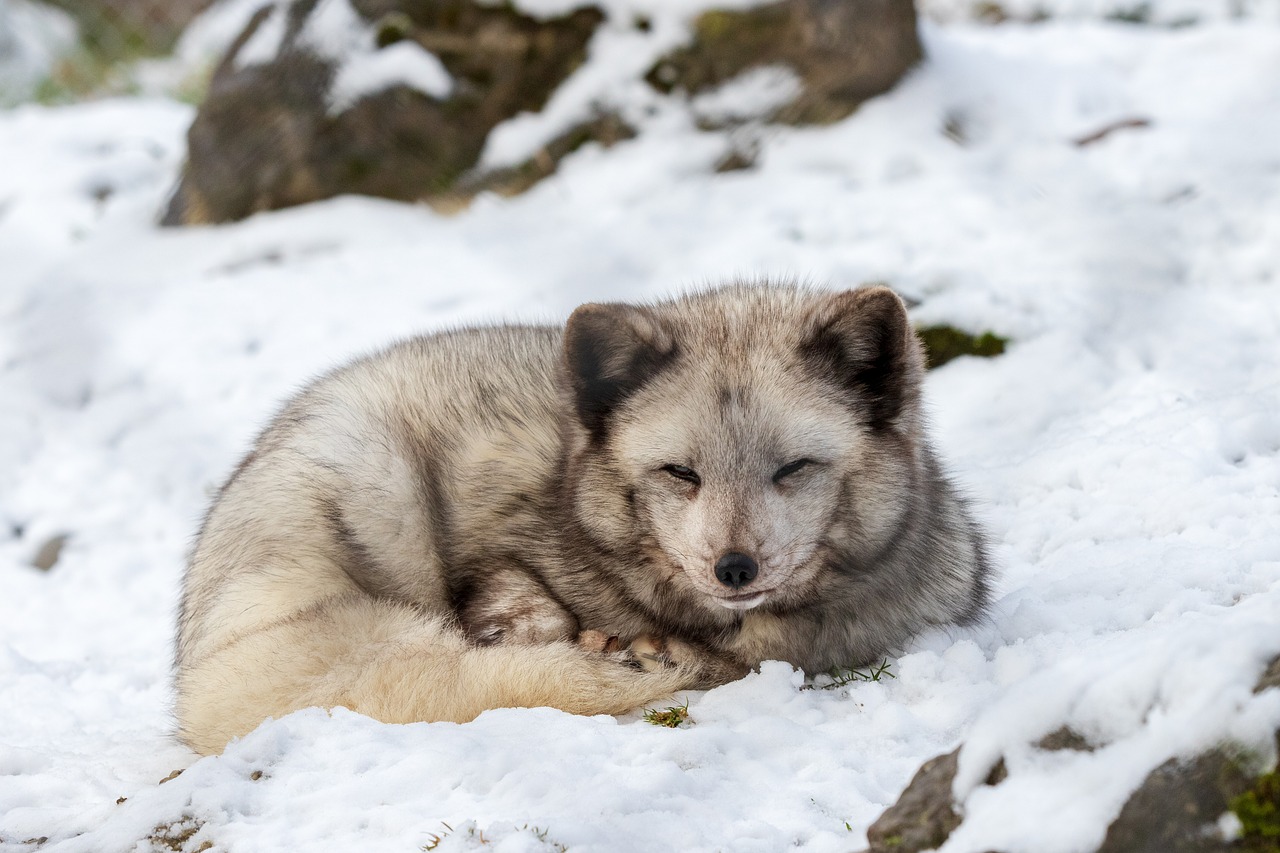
(715, 552, 758, 589)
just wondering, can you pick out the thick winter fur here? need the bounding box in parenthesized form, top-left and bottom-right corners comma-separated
(176, 283, 990, 754)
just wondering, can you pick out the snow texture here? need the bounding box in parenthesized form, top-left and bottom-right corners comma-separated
(195, 0, 454, 113)
(328, 40, 454, 113)
(689, 65, 803, 124)
(303, 0, 454, 112)
(2, 3, 1280, 853)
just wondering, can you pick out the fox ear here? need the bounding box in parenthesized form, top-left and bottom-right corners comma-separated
(564, 303, 677, 436)
(801, 286, 924, 430)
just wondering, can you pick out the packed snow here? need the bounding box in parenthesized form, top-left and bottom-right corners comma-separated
(2, 1, 1279, 852)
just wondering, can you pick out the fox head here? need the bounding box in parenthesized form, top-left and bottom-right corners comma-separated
(561, 284, 927, 615)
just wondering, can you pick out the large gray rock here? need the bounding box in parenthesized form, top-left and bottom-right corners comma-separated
(646, 0, 921, 125)
(163, 0, 923, 224)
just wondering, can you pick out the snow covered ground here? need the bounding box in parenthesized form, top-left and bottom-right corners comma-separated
(2, 3, 1280, 851)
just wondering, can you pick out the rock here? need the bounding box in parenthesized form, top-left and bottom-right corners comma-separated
(1035, 726, 1094, 753)
(645, 0, 922, 125)
(1097, 750, 1254, 853)
(32, 533, 69, 571)
(861, 677, 1278, 853)
(163, 0, 603, 225)
(1255, 654, 1280, 695)
(164, 0, 923, 224)
(864, 748, 963, 853)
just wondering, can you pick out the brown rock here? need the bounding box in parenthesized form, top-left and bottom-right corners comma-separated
(164, 0, 603, 225)
(165, 0, 924, 223)
(32, 534, 69, 571)
(645, 0, 922, 125)
(865, 748, 963, 853)
(1035, 725, 1094, 753)
(1097, 750, 1254, 853)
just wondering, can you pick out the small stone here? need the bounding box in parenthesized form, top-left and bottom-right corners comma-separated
(1253, 654, 1280, 694)
(865, 748, 963, 852)
(714, 147, 757, 173)
(32, 534, 69, 571)
(1035, 726, 1094, 753)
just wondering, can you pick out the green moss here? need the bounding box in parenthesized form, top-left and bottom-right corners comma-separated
(693, 6, 783, 48)
(646, 4, 788, 95)
(695, 10, 734, 39)
(1231, 769, 1280, 849)
(643, 700, 690, 728)
(915, 325, 1008, 370)
(375, 12, 415, 48)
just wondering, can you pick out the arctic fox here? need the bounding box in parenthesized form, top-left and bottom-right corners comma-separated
(176, 283, 990, 754)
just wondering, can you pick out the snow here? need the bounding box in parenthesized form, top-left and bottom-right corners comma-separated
(918, 0, 1280, 24)
(328, 41, 454, 113)
(295, 0, 457, 112)
(190, 0, 455, 113)
(478, 13, 693, 169)
(230, 4, 287, 70)
(689, 65, 803, 124)
(3, 3, 1280, 852)
(0, 0, 77, 106)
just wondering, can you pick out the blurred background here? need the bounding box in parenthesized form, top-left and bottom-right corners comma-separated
(4, 0, 1272, 229)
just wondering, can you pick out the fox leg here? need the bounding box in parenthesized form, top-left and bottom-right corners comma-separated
(628, 635, 752, 688)
(455, 563, 579, 646)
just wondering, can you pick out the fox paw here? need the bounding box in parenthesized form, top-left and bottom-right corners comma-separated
(627, 635, 752, 685)
(627, 635, 678, 672)
(578, 629, 623, 654)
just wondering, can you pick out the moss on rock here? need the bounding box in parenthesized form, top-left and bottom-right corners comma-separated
(916, 326, 1007, 369)
(1232, 769, 1280, 851)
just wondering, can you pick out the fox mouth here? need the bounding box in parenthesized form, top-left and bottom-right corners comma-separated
(712, 589, 772, 611)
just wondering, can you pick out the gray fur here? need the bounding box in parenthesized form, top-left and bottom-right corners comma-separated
(175, 282, 991, 753)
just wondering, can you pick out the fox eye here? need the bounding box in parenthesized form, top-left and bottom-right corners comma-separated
(661, 464, 701, 486)
(773, 458, 814, 483)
